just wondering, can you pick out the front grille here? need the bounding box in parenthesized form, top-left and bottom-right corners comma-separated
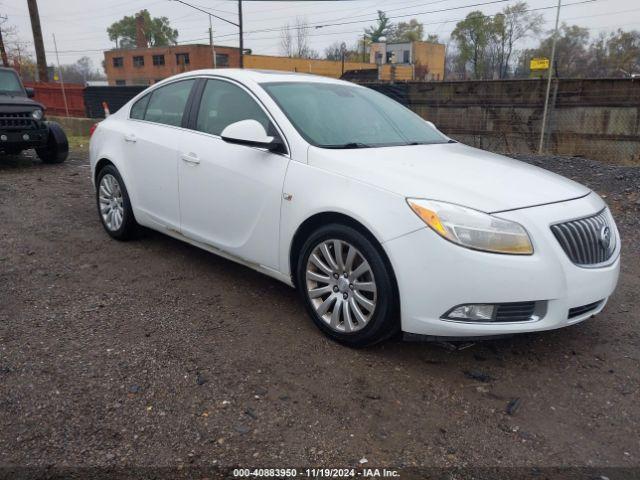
(568, 300, 603, 319)
(494, 301, 537, 322)
(551, 209, 616, 266)
(0, 112, 36, 129)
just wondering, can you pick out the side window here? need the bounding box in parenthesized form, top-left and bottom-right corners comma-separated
(143, 79, 195, 127)
(195, 79, 272, 136)
(130, 94, 150, 120)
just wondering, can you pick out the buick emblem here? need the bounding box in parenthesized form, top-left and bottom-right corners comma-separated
(599, 225, 612, 249)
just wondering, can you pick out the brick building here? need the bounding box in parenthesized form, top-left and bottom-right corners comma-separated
(104, 44, 240, 86)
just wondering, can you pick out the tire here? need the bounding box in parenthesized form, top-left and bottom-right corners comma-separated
(95, 164, 138, 240)
(296, 223, 399, 347)
(36, 122, 69, 164)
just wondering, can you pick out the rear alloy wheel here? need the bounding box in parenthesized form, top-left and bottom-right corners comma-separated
(297, 224, 398, 347)
(96, 165, 138, 240)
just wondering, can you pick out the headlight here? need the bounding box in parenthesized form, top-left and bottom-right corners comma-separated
(32, 109, 43, 120)
(407, 199, 533, 255)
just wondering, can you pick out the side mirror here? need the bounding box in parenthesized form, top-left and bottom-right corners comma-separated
(425, 120, 437, 130)
(25, 87, 35, 98)
(220, 119, 284, 152)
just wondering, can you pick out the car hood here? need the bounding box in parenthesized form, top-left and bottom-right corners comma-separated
(307, 142, 590, 213)
(0, 94, 43, 109)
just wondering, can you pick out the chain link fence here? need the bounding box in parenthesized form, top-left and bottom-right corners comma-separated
(367, 78, 640, 165)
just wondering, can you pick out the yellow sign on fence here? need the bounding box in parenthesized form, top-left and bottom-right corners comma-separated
(530, 57, 550, 71)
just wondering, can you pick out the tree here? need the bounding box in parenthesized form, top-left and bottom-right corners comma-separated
(75, 56, 92, 82)
(280, 18, 319, 59)
(425, 34, 440, 43)
(324, 41, 361, 61)
(604, 29, 640, 76)
(491, 2, 544, 78)
(521, 24, 589, 77)
(452, 3, 544, 79)
(365, 10, 393, 42)
(107, 9, 178, 48)
(390, 19, 424, 42)
(452, 11, 493, 79)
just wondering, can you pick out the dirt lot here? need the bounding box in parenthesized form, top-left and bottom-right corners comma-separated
(1, 147, 639, 473)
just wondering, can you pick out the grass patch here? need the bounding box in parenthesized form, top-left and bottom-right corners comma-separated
(68, 136, 90, 150)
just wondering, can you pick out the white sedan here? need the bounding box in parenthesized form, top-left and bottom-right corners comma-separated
(89, 69, 620, 347)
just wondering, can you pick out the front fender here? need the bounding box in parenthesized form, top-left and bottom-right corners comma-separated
(278, 160, 425, 276)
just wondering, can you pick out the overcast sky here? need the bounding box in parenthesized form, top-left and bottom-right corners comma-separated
(3, 0, 640, 70)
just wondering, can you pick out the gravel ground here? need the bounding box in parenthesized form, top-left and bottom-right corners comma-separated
(0, 148, 639, 474)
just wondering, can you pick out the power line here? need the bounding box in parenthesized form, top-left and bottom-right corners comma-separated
(207, 0, 526, 40)
(26, 0, 630, 56)
(208, 0, 601, 42)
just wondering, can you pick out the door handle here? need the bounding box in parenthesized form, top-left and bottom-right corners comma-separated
(181, 153, 200, 165)
(124, 133, 137, 143)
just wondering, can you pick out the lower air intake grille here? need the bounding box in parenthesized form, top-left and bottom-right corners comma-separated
(494, 301, 537, 322)
(551, 209, 616, 266)
(568, 300, 603, 319)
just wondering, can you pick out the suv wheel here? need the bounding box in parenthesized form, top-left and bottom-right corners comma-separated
(296, 224, 399, 347)
(36, 122, 68, 164)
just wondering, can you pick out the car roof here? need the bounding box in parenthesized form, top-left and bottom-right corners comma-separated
(166, 68, 350, 86)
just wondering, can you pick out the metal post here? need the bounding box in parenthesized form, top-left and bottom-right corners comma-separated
(209, 16, 217, 68)
(238, 0, 244, 68)
(538, 0, 561, 154)
(52, 34, 69, 117)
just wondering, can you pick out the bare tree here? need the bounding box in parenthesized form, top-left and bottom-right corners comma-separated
(280, 18, 319, 59)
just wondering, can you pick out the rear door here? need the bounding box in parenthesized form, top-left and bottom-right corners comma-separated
(125, 79, 196, 230)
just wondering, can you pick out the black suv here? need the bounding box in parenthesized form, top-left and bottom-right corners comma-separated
(0, 67, 68, 163)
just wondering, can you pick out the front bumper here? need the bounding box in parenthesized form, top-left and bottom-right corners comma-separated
(384, 192, 621, 337)
(0, 126, 49, 150)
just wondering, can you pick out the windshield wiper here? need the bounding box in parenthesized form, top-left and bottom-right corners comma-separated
(319, 142, 372, 149)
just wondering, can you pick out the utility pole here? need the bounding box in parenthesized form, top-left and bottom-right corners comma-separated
(27, 0, 48, 82)
(362, 34, 366, 62)
(209, 16, 217, 68)
(0, 16, 9, 67)
(170, 0, 240, 67)
(52, 34, 69, 117)
(538, 0, 561, 154)
(238, 0, 244, 68)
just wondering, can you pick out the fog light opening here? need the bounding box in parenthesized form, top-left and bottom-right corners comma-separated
(445, 304, 496, 322)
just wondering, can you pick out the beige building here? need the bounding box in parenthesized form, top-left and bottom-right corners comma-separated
(370, 40, 446, 81)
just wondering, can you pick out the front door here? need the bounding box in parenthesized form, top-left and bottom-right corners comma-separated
(178, 78, 289, 269)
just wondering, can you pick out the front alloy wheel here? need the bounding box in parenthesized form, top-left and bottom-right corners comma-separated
(306, 240, 377, 333)
(297, 224, 398, 347)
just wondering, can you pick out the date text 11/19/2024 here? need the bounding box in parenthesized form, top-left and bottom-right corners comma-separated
(232, 468, 400, 477)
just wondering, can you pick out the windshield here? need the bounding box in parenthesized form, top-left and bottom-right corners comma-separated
(262, 81, 447, 148)
(0, 70, 25, 95)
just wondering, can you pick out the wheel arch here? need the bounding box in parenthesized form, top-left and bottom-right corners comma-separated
(288, 212, 400, 310)
(94, 158, 115, 183)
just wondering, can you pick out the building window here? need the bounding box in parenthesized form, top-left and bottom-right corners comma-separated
(152, 54, 165, 66)
(113, 57, 123, 68)
(403, 50, 410, 64)
(115, 79, 126, 86)
(133, 56, 145, 67)
(215, 53, 229, 67)
(176, 53, 190, 66)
